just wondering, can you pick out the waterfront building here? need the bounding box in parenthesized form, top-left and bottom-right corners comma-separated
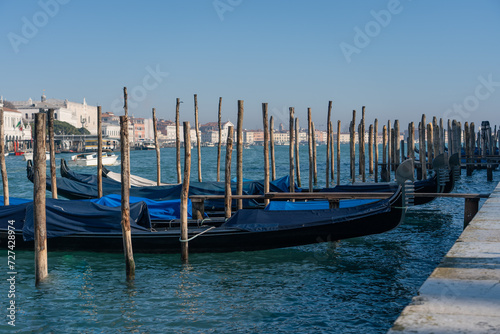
(12, 93, 98, 135)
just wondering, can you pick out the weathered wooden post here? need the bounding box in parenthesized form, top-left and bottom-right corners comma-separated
(368, 124, 374, 175)
(330, 120, 334, 184)
(120, 116, 135, 280)
(382, 125, 387, 182)
(180, 122, 191, 263)
(270, 116, 276, 181)
(97, 106, 103, 198)
(326, 101, 332, 186)
(262, 103, 270, 206)
(359, 123, 365, 182)
(394, 120, 400, 169)
(439, 118, 445, 154)
(123, 87, 130, 181)
(295, 117, 301, 188)
(0, 104, 8, 205)
(427, 123, 434, 169)
(225, 126, 234, 219)
(289, 107, 295, 193)
(464, 198, 479, 229)
(433, 117, 440, 157)
(123, 87, 128, 116)
(176, 98, 181, 184)
(337, 120, 341, 185)
(387, 120, 391, 177)
(217, 97, 222, 182)
(237, 100, 244, 209)
(312, 122, 318, 186)
(470, 122, 476, 170)
(34, 113, 48, 285)
(360, 106, 366, 178)
(408, 122, 415, 162)
(152, 108, 161, 186)
(374, 119, 378, 183)
(308, 108, 313, 191)
(350, 110, 356, 183)
(194, 94, 202, 182)
(47, 109, 57, 199)
(420, 115, 427, 179)
(448, 119, 453, 156)
(465, 122, 473, 176)
(391, 128, 395, 171)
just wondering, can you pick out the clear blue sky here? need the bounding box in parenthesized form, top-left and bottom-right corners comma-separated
(1, 0, 499, 131)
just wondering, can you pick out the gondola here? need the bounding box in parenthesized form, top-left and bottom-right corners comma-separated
(1, 175, 407, 254)
(53, 154, 456, 207)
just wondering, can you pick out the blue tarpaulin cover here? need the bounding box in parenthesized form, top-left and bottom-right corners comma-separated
(0, 202, 30, 230)
(265, 199, 378, 211)
(223, 196, 392, 232)
(87, 194, 192, 220)
(22, 199, 152, 241)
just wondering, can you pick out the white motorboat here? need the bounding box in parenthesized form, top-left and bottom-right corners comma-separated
(69, 152, 118, 166)
(23, 150, 50, 161)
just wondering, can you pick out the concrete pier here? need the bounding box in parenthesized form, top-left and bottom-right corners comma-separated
(389, 181, 500, 333)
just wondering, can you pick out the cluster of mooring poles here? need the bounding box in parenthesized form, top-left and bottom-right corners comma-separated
(1, 96, 499, 285)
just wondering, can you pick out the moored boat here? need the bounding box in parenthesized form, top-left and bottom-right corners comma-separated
(0, 184, 406, 253)
(69, 152, 118, 166)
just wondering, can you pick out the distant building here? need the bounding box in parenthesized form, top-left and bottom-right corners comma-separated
(199, 121, 234, 144)
(12, 93, 98, 135)
(1, 101, 32, 150)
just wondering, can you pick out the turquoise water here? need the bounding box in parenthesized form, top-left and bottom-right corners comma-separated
(1, 145, 499, 333)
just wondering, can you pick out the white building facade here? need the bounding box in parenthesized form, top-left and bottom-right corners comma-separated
(12, 94, 98, 135)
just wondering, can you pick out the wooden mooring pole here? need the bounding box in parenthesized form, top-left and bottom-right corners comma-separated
(224, 126, 234, 219)
(420, 115, 427, 179)
(270, 116, 276, 181)
(194, 94, 202, 182)
(97, 106, 103, 197)
(369, 124, 374, 175)
(350, 110, 356, 183)
(217, 97, 222, 182)
(360, 107, 366, 179)
(262, 103, 270, 206)
(308, 108, 313, 191)
(48, 109, 57, 199)
(152, 108, 161, 186)
(120, 116, 135, 280)
(374, 119, 378, 183)
(387, 120, 391, 178)
(289, 107, 295, 193)
(34, 113, 48, 285)
(295, 117, 301, 188)
(330, 120, 334, 185)
(337, 120, 341, 186)
(0, 104, 8, 205)
(180, 122, 191, 263)
(312, 121, 318, 186)
(237, 100, 244, 209)
(394, 120, 400, 169)
(326, 101, 332, 187)
(464, 198, 480, 229)
(382, 125, 387, 182)
(175, 98, 181, 184)
(427, 123, 434, 169)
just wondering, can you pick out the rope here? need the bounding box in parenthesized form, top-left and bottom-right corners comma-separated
(179, 226, 216, 243)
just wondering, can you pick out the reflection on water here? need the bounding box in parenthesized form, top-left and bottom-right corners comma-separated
(0, 146, 498, 333)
